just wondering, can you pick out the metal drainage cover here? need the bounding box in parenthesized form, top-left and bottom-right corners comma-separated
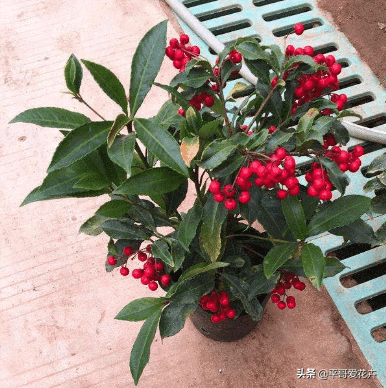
(169, 0, 386, 385)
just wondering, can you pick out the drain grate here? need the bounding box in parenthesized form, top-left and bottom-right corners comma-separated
(168, 0, 386, 385)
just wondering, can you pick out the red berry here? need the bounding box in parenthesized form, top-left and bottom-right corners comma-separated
(123, 246, 133, 256)
(190, 45, 200, 56)
(348, 158, 361, 172)
(169, 38, 179, 48)
(141, 276, 150, 285)
(294, 23, 305, 35)
(132, 268, 143, 279)
(303, 45, 314, 56)
(294, 281, 306, 291)
(318, 189, 332, 201)
(330, 63, 342, 75)
(203, 95, 214, 107)
(209, 180, 221, 194)
(277, 189, 288, 200)
(107, 256, 117, 266)
(160, 274, 171, 287)
(178, 108, 185, 116)
(213, 193, 225, 203)
(277, 301, 287, 310)
(271, 294, 281, 303)
(138, 251, 147, 262)
(268, 125, 277, 133)
(287, 300, 296, 309)
(353, 145, 364, 157)
(224, 198, 237, 211)
(173, 60, 183, 69)
(144, 265, 155, 279)
(179, 34, 189, 45)
(285, 45, 295, 56)
(307, 185, 319, 197)
(275, 147, 287, 161)
(223, 184, 236, 197)
(271, 77, 278, 87)
(286, 296, 295, 303)
(120, 267, 129, 276)
(211, 314, 221, 323)
(211, 83, 220, 93)
(154, 261, 164, 272)
(165, 46, 175, 59)
(284, 176, 299, 189)
(288, 186, 300, 196)
(226, 308, 236, 319)
(218, 291, 230, 306)
(148, 281, 158, 291)
(238, 191, 251, 204)
(276, 285, 286, 295)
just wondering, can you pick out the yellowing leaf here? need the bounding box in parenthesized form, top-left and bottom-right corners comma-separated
(180, 136, 199, 167)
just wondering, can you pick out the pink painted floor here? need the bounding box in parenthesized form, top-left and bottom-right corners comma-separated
(0, 0, 382, 387)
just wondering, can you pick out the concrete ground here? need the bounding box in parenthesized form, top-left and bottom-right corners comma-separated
(0, 0, 382, 387)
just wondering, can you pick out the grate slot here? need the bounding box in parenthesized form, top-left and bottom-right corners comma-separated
(338, 75, 362, 90)
(209, 20, 252, 36)
(340, 259, 386, 289)
(372, 325, 386, 343)
(197, 5, 242, 22)
(262, 5, 312, 22)
(358, 114, 386, 129)
(356, 292, 386, 314)
(183, 0, 217, 8)
(272, 19, 323, 37)
(313, 43, 338, 55)
(253, 0, 285, 6)
(327, 243, 374, 261)
(345, 93, 375, 109)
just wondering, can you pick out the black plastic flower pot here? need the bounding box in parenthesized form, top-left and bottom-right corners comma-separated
(190, 295, 269, 342)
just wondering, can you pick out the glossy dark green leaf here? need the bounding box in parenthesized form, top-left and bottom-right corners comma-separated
(199, 139, 238, 169)
(284, 55, 319, 72)
(96, 199, 132, 218)
(159, 302, 196, 338)
(115, 297, 165, 321)
(134, 118, 189, 177)
(170, 67, 212, 88)
(301, 243, 326, 290)
(107, 114, 130, 148)
(9, 107, 91, 129)
(73, 172, 110, 190)
(330, 219, 378, 245)
(239, 185, 262, 224)
(130, 309, 162, 385)
(177, 204, 203, 251)
(367, 152, 386, 174)
(153, 100, 182, 130)
(179, 262, 229, 282)
(263, 242, 298, 278)
(324, 256, 347, 278)
(281, 196, 308, 240)
(371, 194, 386, 214)
(101, 219, 150, 240)
(308, 195, 372, 236)
(319, 156, 350, 194)
(64, 54, 83, 95)
(47, 121, 113, 172)
(244, 59, 271, 84)
(107, 133, 136, 175)
(151, 239, 174, 267)
(199, 196, 228, 262)
(153, 82, 190, 110)
(222, 273, 263, 321)
(79, 214, 109, 236)
(266, 129, 294, 153)
(82, 59, 128, 114)
(296, 108, 319, 138)
(130, 20, 167, 117)
(113, 167, 186, 196)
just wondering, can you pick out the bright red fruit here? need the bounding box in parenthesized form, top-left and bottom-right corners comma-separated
(120, 267, 129, 276)
(107, 256, 117, 266)
(294, 23, 305, 35)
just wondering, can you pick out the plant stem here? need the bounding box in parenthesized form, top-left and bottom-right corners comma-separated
(135, 143, 150, 169)
(76, 94, 106, 121)
(193, 167, 204, 206)
(226, 233, 289, 245)
(247, 85, 278, 132)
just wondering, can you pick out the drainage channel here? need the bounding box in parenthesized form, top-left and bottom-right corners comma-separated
(167, 0, 386, 385)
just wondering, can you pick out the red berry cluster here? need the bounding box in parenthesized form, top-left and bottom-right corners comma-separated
(270, 272, 306, 310)
(200, 290, 236, 323)
(165, 33, 200, 72)
(209, 147, 300, 208)
(178, 91, 215, 116)
(108, 244, 171, 291)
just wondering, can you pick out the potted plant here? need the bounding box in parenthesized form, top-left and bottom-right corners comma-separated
(10, 20, 378, 385)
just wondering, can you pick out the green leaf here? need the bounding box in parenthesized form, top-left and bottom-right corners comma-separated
(308, 195, 372, 236)
(177, 204, 203, 251)
(301, 243, 326, 290)
(330, 219, 378, 245)
(256, 191, 291, 239)
(113, 167, 186, 196)
(153, 82, 190, 110)
(371, 194, 386, 214)
(312, 116, 336, 135)
(170, 67, 212, 88)
(179, 262, 229, 282)
(161, 274, 214, 337)
(64, 54, 83, 95)
(296, 108, 319, 138)
(212, 153, 245, 178)
(79, 214, 109, 236)
(199, 196, 228, 262)
(364, 178, 385, 192)
(227, 81, 250, 99)
(101, 219, 150, 240)
(236, 40, 262, 60)
(115, 297, 165, 321)
(134, 118, 189, 177)
(107, 134, 136, 175)
(9, 107, 91, 129)
(130, 20, 167, 117)
(263, 242, 298, 278)
(73, 172, 110, 190)
(319, 157, 350, 194)
(198, 118, 223, 139)
(284, 55, 319, 72)
(281, 196, 308, 240)
(199, 139, 237, 169)
(367, 152, 386, 174)
(266, 129, 294, 153)
(331, 120, 350, 145)
(338, 110, 362, 120)
(130, 309, 162, 385)
(239, 185, 262, 224)
(163, 179, 188, 216)
(244, 59, 271, 84)
(107, 114, 130, 148)
(151, 239, 174, 267)
(47, 121, 113, 172)
(81, 59, 128, 114)
(153, 100, 182, 130)
(96, 199, 132, 218)
(324, 256, 347, 278)
(105, 239, 142, 272)
(247, 269, 278, 299)
(221, 273, 263, 321)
